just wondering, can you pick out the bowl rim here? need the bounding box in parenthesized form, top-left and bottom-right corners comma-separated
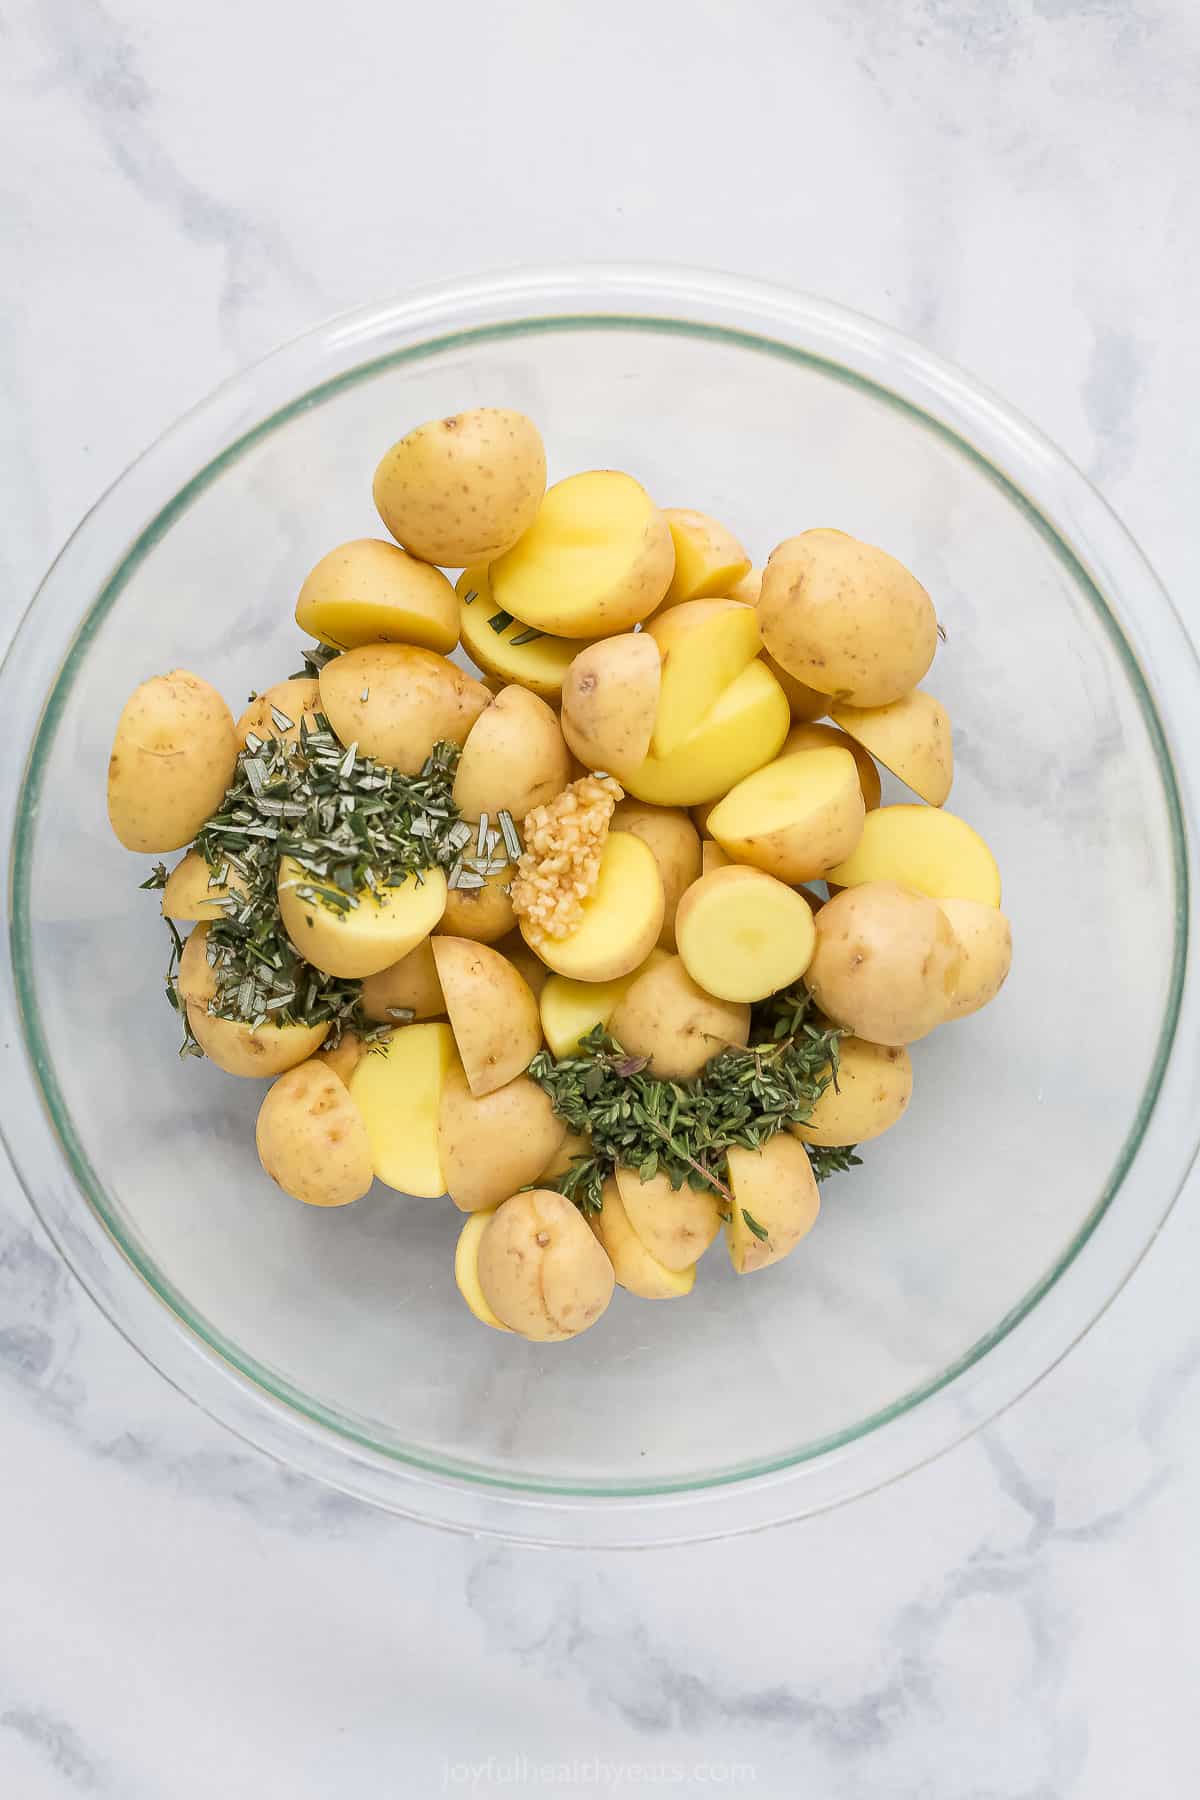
(3, 262, 1198, 1546)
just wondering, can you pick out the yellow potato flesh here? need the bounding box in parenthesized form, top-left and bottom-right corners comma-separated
(622, 658, 791, 807)
(185, 1003, 328, 1078)
(830, 690, 953, 807)
(359, 936, 446, 1023)
(726, 1135, 821, 1273)
(430, 936, 542, 1096)
(791, 1039, 914, 1148)
(646, 599, 762, 757)
(609, 800, 701, 951)
(825, 805, 1001, 906)
(782, 721, 882, 810)
(277, 856, 447, 979)
(490, 470, 674, 638)
(162, 849, 232, 921)
(348, 1021, 457, 1196)
(589, 1177, 695, 1300)
(560, 632, 662, 780)
(707, 746, 865, 884)
(614, 1165, 721, 1271)
(522, 831, 665, 982)
(939, 899, 1013, 1018)
(438, 1061, 566, 1213)
(659, 508, 751, 608)
(454, 1211, 512, 1332)
(295, 538, 458, 654)
(235, 679, 323, 748)
(538, 948, 671, 1058)
(255, 1060, 374, 1207)
(373, 407, 546, 567)
(675, 865, 817, 1003)
(456, 566, 586, 702)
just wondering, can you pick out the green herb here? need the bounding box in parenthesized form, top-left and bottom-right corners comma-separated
(140, 863, 169, 891)
(488, 609, 515, 635)
(805, 1143, 863, 1181)
(462, 588, 479, 605)
(289, 641, 342, 679)
(527, 987, 854, 1213)
(741, 1208, 769, 1242)
(509, 627, 546, 647)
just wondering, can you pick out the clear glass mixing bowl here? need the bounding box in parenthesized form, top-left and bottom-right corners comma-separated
(2, 266, 1198, 1546)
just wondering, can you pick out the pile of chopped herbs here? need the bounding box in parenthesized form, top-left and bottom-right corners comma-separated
(527, 986, 862, 1215)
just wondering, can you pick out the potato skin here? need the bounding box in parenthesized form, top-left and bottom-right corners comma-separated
(438, 864, 517, 944)
(295, 538, 458, 654)
(162, 849, 231, 921)
(782, 721, 881, 811)
(235, 679, 323, 747)
(726, 1135, 821, 1273)
(177, 921, 217, 1005)
(939, 899, 1013, 1018)
(431, 936, 542, 1096)
(608, 954, 749, 1080)
(589, 1177, 695, 1299)
(255, 1060, 373, 1207)
(830, 691, 952, 808)
(791, 1038, 913, 1147)
(107, 670, 238, 853)
(804, 881, 959, 1046)
(610, 801, 701, 951)
(453, 685, 571, 821)
(613, 1165, 721, 1272)
(373, 408, 546, 566)
(438, 1062, 566, 1213)
(560, 633, 662, 780)
(318, 644, 491, 774)
(477, 1189, 616, 1341)
(277, 858, 447, 980)
(761, 649, 829, 723)
(360, 937, 445, 1023)
(315, 1031, 366, 1085)
(185, 1002, 329, 1077)
(758, 530, 937, 707)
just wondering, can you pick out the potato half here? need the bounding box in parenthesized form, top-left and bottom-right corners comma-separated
(659, 507, 751, 608)
(185, 1003, 328, 1078)
(560, 632, 662, 780)
(521, 831, 665, 982)
(456, 565, 586, 702)
(609, 800, 701, 951)
(726, 1134, 821, 1273)
(608, 954, 750, 1080)
(452, 684, 571, 821)
(675, 865, 816, 1003)
(613, 1165, 722, 1271)
(295, 538, 458, 654)
(438, 861, 517, 944)
(825, 805, 1001, 907)
(255, 1060, 374, 1207)
(645, 598, 762, 757)
(707, 746, 866, 884)
(438, 1060, 566, 1212)
(162, 849, 232, 922)
(430, 936, 542, 1096)
(939, 899, 1013, 1018)
(622, 658, 791, 807)
(359, 936, 446, 1023)
(318, 644, 491, 774)
(804, 881, 960, 1046)
(477, 1189, 616, 1341)
(454, 1210, 512, 1332)
(589, 1177, 695, 1300)
(830, 690, 953, 807)
(373, 407, 546, 566)
(107, 670, 238, 854)
(538, 948, 671, 1059)
(235, 679, 323, 748)
(277, 858, 447, 979)
(791, 1038, 913, 1148)
(782, 721, 882, 811)
(348, 1021, 457, 1196)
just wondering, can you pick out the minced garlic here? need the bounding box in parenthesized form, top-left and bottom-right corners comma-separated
(510, 775, 624, 941)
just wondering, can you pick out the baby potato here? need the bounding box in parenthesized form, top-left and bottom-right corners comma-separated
(108, 670, 238, 854)
(315, 1030, 366, 1085)
(782, 721, 882, 811)
(494, 932, 551, 998)
(675, 865, 816, 1003)
(761, 650, 830, 724)
(539, 1128, 592, 1184)
(791, 1038, 913, 1148)
(804, 881, 960, 1046)
(490, 470, 675, 638)
(348, 1021, 457, 1196)
(608, 954, 750, 1080)
(295, 538, 458, 655)
(758, 529, 938, 707)
(255, 1060, 374, 1208)
(645, 599, 762, 758)
(559, 632, 662, 780)
(609, 800, 701, 951)
(825, 805, 1001, 907)
(319, 644, 491, 774)
(701, 840, 731, 875)
(177, 921, 217, 1005)
(185, 1002, 329, 1077)
(162, 849, 232, 921)
(589, 1177, 695, 1300)
(438, 1060, 566, 1213)
(725, 565, 762, 605)
(235, 678, 323, 747)
(453, 685, 571, 820)
(373, 407, 546, 566)
(477, 1189, 615, 1340)
(830, 690, 953, 807)
(726, 1135, 821, 1273)
(439, 861, 517, 944)
(707, 746, 866, 884)
(521, 831, 665, 982)
(614, 1165, 721, 1271)
(456, 566, 587, 702)
(454, 1210, 512, 1332)
(277, 857, 447, 979)
(939, 898, 1013, 1018)
(359, 937, 445, 1023)
(430, 935, 542, 1096)
(622, 658, 791, 807)
(538, 948, 671, 1058)
(659, 508, 751, 608)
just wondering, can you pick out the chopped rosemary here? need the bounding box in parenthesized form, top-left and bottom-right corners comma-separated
(527, 987, 856, 1214)
(741, 1209, 769, 1242)
(289, 641, 342, 679)
(508, 626, 545, 647)
(140, 862, 169, 891)
(463, 588, 479, 605)
(488, 609, 515, 635)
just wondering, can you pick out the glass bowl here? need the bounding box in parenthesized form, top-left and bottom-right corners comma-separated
(2, 266, 1198, 1547)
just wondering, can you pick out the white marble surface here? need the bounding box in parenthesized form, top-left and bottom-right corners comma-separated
(3, 2, 1200, 1794)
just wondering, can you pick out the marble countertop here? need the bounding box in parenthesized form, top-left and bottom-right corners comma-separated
(4, 3, 1200, 1794)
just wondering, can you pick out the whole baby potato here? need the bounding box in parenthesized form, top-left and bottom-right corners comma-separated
(107, 670, 238, 854)
(437, 1060, 566, 1213)
(608, 954, 749, 1080)
(560, 632, 662, 781)
(235, 678, 323, 748)
(791, 1038, 913, 1148)
(453, 685, 571, 820)
(609, 800, 701, 951)
(373, 408, 546, 566)
(319, 644, 491, 774)
(758, 529, 938, 707)
(295, 539, 459, 655)
(255, 1060, 374, 1208)
(185, 1002, 328, 1077)
(477, 1189, 616, 1341)
(804, 881, 960, 1046)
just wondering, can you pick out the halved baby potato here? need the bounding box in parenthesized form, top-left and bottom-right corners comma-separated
(825, 805, 1001, 907)
(454, 1209, 512, 1332)
(613, 1165, 722, 1271)
(707, 746, 866, 884)
(348, 1021, 457, 1196)
(477, 1189, 616, 1341)
(609, 800, 701, 952)
(107, 670, 239, 855)
(177, 921, 217, 1006)
(791, 1038, 914, 1148)
(538, 947, 671, 1059)
(235, 678, 324, 747)
(939, 898, 1013, 1018)
(782, 721, 882, 811)
(701, 840, 731, 875)
(804, 881, 960, 1046)
(438, 861, 517, 945)
(589, 1177, 695, 1300)
(621, 658, 791, 807)
(726, 1134, 821, 1273)
(645, 598, 762, 758)
(277, 857, 447, 979)
(830, 690, 952, 807)
(185, 1003, 329, 1077)
(162, 849, 232, 921)
(608, 954, 750, 1080)
(255, 1059, 374, 1208)
(559, 632, 662, 780)
(490, 470, 675, 638)
(373, 407, 546, 567)
(315, 1030, 366, 1086)
(659, 507, 751, 608)
(521, 831, 665, 982)
(452, 684, 571, 821)
(318, 644, 491, 774)
(430, 936, 542, 1096)
(295, 538, 458, 654)
(438, 1060, 566, 1212)
(359, 936, 445, 1023)
(456, 566, 587, 702)
(675, 865, 816, 1003)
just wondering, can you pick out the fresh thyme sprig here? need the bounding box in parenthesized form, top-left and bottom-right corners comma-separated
(527, 987, 856, 1214)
